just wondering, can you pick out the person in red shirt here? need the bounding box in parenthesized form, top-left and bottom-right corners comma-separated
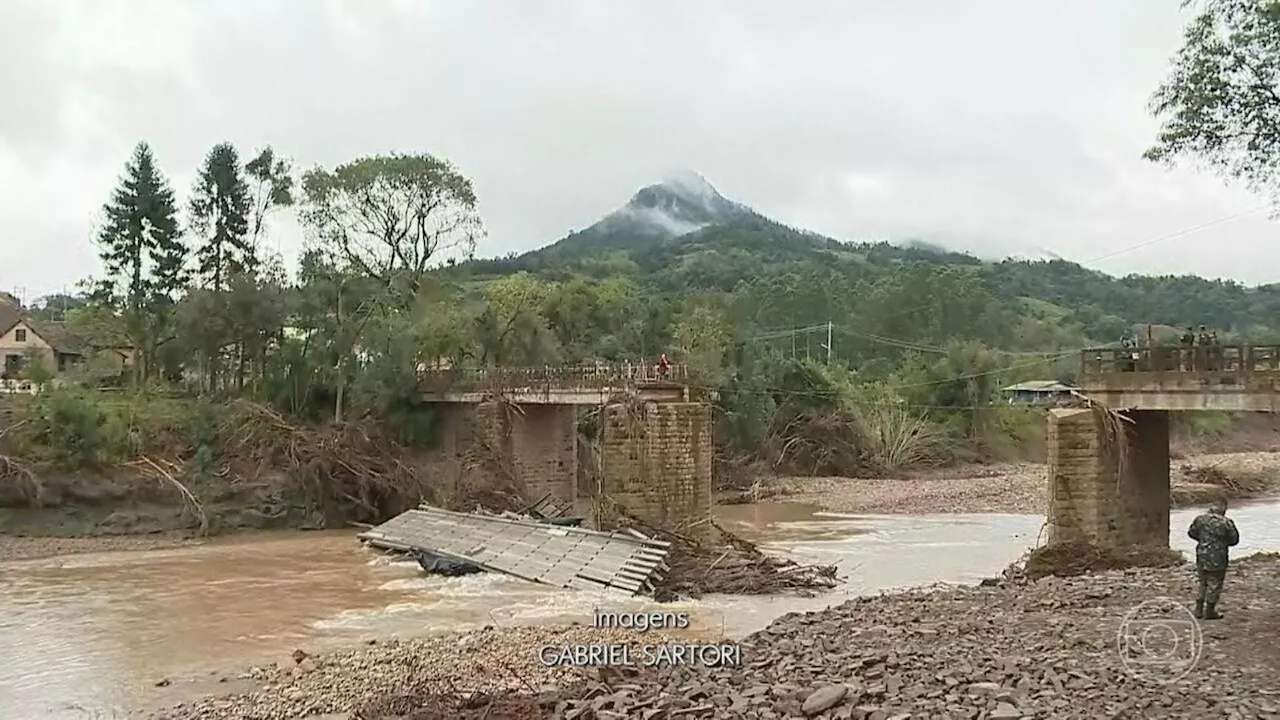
(656, 353, 670, 378)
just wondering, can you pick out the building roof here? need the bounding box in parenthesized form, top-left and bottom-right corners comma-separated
(32, 321, 88, 354)
(0, 302, 18, 337)
(0, 302, 87, 354)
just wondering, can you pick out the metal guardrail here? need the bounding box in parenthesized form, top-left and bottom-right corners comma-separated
(1080, 345, 1280, 375)
(419, 363, 689, 392)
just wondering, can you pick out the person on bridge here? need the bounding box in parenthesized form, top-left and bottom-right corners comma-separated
(656, 353, 670, 379)
(1187, 498, 1240, 620)
(1180, 327, 1196, 371)
(1119, 336, 1137, 371)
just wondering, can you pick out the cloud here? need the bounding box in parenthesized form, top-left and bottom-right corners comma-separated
(0, 0, 1274, 299)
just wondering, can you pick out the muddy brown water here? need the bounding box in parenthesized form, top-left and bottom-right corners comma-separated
(2, 501, 1278, 719)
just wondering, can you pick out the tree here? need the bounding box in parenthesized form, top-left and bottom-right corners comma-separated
(1146, 0, 1280, 195)
(300, 153, 485, 300)
(187, 143, 253, 391)
(245, 146, 295, 246)
(473, 272, 559, 365)
(189, 143, 253, 291)
(96, 141, 185, 383)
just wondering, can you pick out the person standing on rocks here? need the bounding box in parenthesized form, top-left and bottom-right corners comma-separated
(1187, 498, 1240, 620)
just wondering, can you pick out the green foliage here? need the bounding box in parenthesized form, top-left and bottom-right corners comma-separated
(94, 141, 187, 384)
(20, 348, 53, 388)
(244, 146, 295, 243)
(190, 142, 254, 288)
(1147, 0, 1280, 193)
(300, 153, 485, 299)
(12, 390, 108, 467)
(50, 140, 1277, 484)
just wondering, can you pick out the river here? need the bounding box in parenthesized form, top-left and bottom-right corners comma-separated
(2, 500, 1278, 719)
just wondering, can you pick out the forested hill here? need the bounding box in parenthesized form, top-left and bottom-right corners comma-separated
(461, 172, 1280, 346)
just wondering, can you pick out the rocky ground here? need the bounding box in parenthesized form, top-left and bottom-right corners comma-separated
(0, 530, 202, 561)
(148, 625, 710, 720)
(148, 554, 1280, 719)
(775, 451, 1280, 515)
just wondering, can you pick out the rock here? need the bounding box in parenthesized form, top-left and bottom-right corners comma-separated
(148, 556, 1280, 720)
(989, 702, 1023, 718)
(802, 684, 849, 715)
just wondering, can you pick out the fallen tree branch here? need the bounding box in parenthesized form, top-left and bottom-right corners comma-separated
(130, 455, 209, 535)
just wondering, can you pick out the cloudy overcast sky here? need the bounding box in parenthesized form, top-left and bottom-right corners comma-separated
(2, 0, 1276, 299)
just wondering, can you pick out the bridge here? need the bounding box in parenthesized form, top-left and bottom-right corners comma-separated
(417, 362, 711, 538)
(420, 349, 1277, 553)
(1049, 344, 1280, 554)
(419, 363, 692, 404)
(1079, 345, 1280, 411)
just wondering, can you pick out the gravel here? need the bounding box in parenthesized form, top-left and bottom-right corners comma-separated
(776, 452, 1280, 515)
(153, 554, 1280, 719)
(0, 532, 200, 562)
(147, 625, 708, 720)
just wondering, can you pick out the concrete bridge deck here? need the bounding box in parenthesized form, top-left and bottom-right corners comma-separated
(1078, 345, 1280, 411)
(420, 363, 691, 404)
(1051, 344, 1280, 552)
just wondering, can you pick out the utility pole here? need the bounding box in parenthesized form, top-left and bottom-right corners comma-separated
(826, 321, 833, 363)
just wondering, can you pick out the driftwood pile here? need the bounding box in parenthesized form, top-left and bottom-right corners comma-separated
(216, 400, 424, 524)
(1005, 540, 1185, 581)
(590, 497, 838, 600)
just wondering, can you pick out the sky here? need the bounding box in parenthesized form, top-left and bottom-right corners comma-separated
(2, 0, 1278, 300)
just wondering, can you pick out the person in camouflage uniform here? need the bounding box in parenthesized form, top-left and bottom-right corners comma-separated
(1187, 498, 1240, 620)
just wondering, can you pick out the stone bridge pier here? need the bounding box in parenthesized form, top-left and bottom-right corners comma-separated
(1046, 408, 1169, 547)
(422, 365, 712, 534)
(1049, 344, 1280, 549)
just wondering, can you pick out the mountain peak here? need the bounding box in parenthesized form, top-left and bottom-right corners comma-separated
(516, 169, 757, 262)
(657, 168, 722, 204)
(594, 169, 748, 239)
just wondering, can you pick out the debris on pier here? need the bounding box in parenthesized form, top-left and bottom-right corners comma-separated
(358, 504, 670, 595)
(588, 497, 839, 600)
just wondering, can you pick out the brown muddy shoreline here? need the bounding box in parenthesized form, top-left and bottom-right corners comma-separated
(5, 451, 1278, 562)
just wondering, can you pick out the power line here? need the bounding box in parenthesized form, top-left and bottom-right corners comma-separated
(1085, 205, 1270, 264)
(751, 205, 1271, 353)
(691, 348, 1079, 399)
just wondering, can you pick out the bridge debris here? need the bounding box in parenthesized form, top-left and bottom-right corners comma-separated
(358, 505, 670, 595)
(590, 497, 840, 600)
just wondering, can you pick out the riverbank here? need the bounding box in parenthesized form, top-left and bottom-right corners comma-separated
(150, 553, 1280, 719)
(774, 451, 1280, 515)
(5, 450, 1274, 562)
(0, 531, 202, 562)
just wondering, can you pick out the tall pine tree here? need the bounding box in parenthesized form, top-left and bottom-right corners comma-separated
(187, 143, 254, 391)
(190, 143, 253, 291)
(97, 141, 185, 383)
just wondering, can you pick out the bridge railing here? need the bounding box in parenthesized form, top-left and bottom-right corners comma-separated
(1080, 345, 1280, 375)
(419, 363, 689, 393)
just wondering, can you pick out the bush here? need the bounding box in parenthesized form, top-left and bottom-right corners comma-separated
(19, 389, 108, 467)
(857, 403, 951, 472)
